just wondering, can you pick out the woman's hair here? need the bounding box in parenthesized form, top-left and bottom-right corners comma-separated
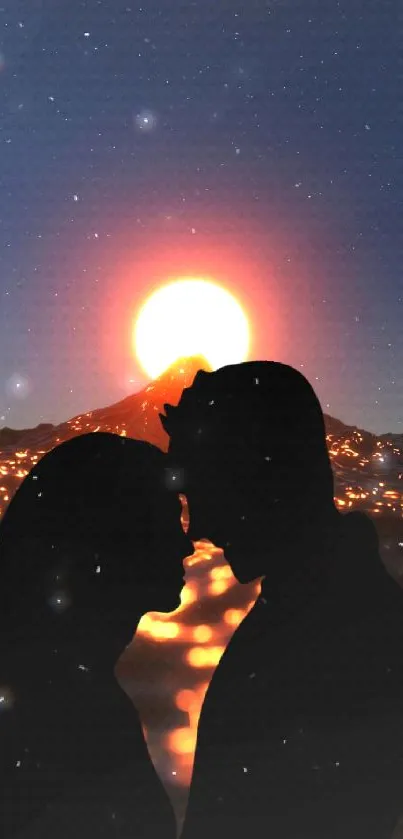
(0, 433, 182, 628)
(160, 361, 335, 510)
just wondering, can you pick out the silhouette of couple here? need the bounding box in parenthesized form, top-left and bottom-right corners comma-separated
(1, 361, 403, 838)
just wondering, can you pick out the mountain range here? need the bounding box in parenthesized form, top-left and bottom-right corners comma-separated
(0, 355, 402, 459)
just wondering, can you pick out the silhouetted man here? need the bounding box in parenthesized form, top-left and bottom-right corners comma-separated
(160, 361, 403, 838)
(0, 432, 192, 838)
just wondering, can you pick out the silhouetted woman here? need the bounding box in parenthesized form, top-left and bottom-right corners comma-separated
(0, 432, 192, 838)
(160, 361, 403, 839)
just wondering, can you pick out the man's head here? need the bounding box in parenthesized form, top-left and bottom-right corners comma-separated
(160, 361, 337, 583)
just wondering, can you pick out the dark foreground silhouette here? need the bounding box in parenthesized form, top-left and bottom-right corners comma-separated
(161, 361, 403, 839)
(0, 432, 192, 838)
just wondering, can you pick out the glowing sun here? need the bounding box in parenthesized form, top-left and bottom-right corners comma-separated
(134, 278, 250, 379)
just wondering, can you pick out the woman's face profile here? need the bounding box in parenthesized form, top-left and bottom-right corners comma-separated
(107, 508, 194, 617)
(147, 518, 193, 613)
(36, 499, 193, 624)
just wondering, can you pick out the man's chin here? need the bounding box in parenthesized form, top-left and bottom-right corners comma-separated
(222, 544, 243, 579)
(223, 544, 260, 585)
(150, 590, 183, 615)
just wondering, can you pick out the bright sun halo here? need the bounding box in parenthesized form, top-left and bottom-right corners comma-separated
(134, 277, 250, 379)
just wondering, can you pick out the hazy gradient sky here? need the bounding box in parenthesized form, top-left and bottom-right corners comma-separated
(0, 0, 401, 435)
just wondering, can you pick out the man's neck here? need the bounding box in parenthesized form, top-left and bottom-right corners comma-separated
(256, 509, 343, 620)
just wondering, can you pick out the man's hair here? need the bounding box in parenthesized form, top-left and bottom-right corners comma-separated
(160, 361, 335, 506)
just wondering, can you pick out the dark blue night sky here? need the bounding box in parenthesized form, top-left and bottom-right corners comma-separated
(0, 0, 401, 434)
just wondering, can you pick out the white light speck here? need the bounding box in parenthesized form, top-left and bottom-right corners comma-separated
(48, 590, 71, 613)
(134, 109, 158, 132)
(5, 373, 31, 400)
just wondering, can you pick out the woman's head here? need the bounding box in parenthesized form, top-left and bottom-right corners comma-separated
(160, 361, 338, 582)
(0, 433, 192, 637)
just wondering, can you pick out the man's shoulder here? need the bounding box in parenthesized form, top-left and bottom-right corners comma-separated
(340, 510, 378, 547)
(338, 511, 403, 612)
